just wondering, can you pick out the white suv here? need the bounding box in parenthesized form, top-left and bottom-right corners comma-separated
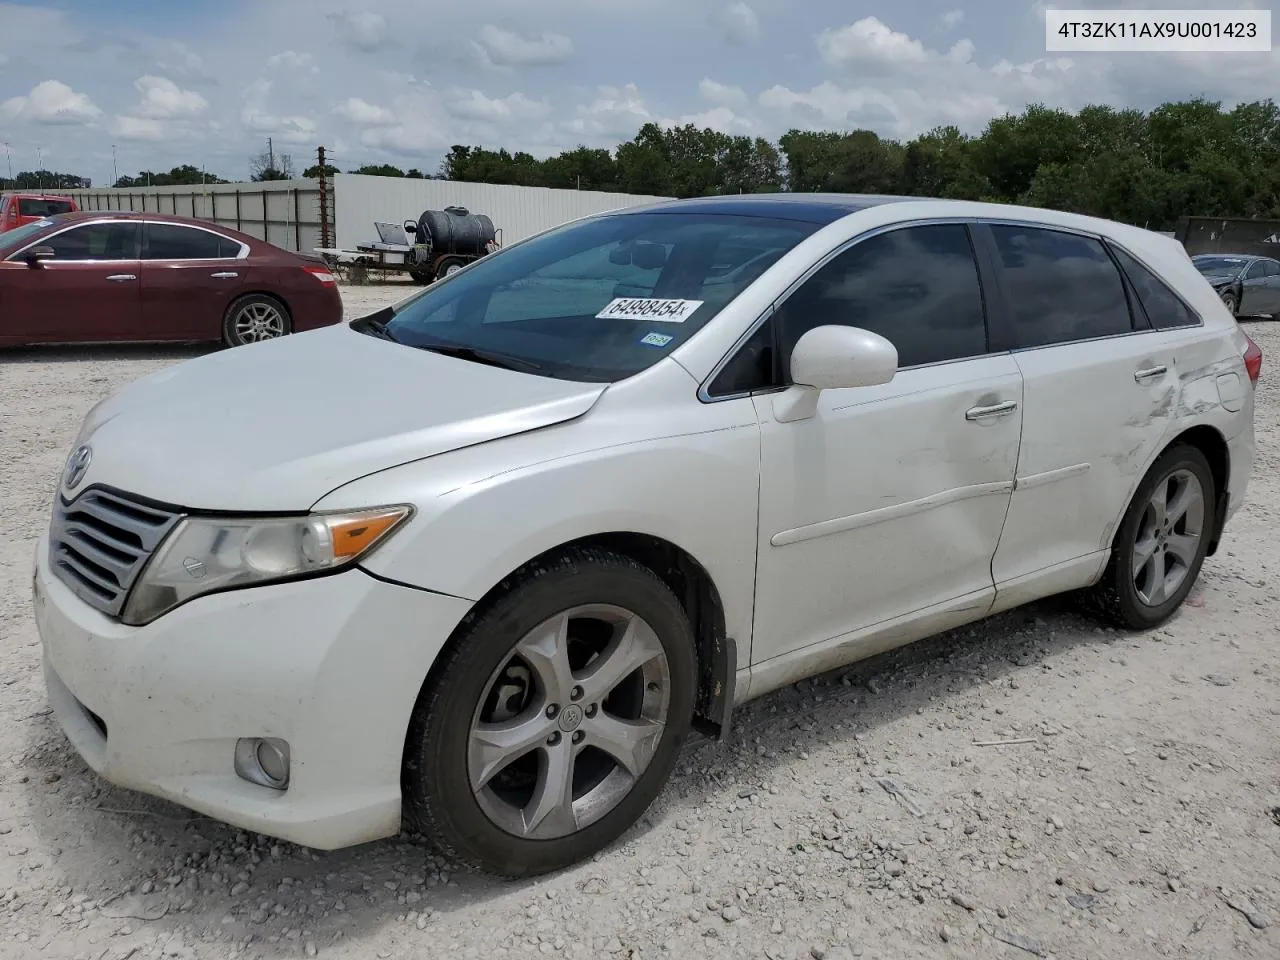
(32, 195, 1260, 877)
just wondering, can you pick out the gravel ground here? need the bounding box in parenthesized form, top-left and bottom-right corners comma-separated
(1, 284, 1277, 960)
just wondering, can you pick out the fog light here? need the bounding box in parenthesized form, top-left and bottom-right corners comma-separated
(234, 737, 291, 790)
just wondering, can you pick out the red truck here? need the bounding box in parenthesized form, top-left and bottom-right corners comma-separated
(0, 193, 79, 233)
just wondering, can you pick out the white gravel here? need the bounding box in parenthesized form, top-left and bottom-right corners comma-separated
(2, 285, 1278, 960)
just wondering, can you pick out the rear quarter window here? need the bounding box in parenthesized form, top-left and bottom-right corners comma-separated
(1109, 245, 1200, 330)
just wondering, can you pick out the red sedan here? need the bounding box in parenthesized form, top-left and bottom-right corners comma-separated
(0, 211, 344, 348)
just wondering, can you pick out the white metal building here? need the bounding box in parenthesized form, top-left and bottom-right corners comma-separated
(61, 175, 672, 255)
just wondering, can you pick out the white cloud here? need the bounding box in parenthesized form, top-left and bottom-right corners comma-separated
(267, 50, 318, 73)
(714, 3, 760, 44)
(328, 11, 389, 51)
(131, 75, 208, 119)
(818, 17, 929, 71)
(941, 10, 964, 29)
(110, 115, 166, 142)
(334, 97, 397, 126)
(678, 105, 756, 134)
(0, 53, 9, 67)
(448, 89, 552, 122)
(240, 78, 317, 144)
(699, 78, 748, 107)
(474, 25, 573, 67)
(0, 79, 101, 125)
(564, 83, 656, 141)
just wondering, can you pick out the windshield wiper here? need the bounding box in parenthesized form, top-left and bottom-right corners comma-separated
(353, 310, 401, 343)
(419, 342, 543, 373)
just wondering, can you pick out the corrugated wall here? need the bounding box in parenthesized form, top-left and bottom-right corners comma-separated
(62, 180, 329, 254)
(331, 174, 671, 250)
(55, 177, 671, 255)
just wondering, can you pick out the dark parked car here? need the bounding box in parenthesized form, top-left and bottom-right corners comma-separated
(1192, 253, 1280, 318)
(0, 211, 343, 348)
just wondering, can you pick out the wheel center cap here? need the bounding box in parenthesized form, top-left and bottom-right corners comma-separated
(557, 704, 584, 732)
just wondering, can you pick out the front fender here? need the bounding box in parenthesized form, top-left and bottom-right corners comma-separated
(312, 380, 763, 664)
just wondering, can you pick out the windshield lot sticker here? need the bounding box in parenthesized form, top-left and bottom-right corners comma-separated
(639, 332, 675, 348)
(597, 298, 704, 323)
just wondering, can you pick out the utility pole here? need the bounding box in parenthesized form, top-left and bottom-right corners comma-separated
(111, 144, 118, 186)
(2, 142, 11, 186)
(268, 137, 275, 175)
(316, 145, 331, 248)
(36, 146, 43, 188)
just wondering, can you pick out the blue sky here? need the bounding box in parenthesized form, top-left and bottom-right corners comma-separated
(0, 0, 1275, 185)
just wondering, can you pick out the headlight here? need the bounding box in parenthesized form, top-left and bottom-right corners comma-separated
(121, 506, 413, 626)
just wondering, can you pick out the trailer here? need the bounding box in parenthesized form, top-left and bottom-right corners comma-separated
(314, 206, 502, 284)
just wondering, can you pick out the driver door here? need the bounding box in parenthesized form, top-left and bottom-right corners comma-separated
(2, 221, 142, 343)
(744, 222, 1023, 666)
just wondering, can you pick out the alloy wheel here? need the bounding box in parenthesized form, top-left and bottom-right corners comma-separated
(467, 604, 671, 841)
(233, 302, 286, 343)
(1132, 467, 1205, 607)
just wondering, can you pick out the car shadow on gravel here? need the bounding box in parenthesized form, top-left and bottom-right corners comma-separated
(14, 586, 1182, 951)
(1, 344, 213, 364)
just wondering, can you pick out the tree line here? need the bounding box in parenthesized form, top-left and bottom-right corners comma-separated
(6, 98, 1277, 230)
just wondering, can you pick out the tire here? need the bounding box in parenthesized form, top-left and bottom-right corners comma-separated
(409, 267, 433, 285)
(1080, 443, 1216, 630)
(222, 294, 292, 347)
(1221, 291, 1239, 316)
(402, 547, 697, 877)
(437, 258, 464, 279)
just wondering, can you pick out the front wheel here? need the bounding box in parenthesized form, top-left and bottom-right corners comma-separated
(1221, 290, 1239, 316)
(402, 548, 696, 877)
(1081, 443, 1215, 630)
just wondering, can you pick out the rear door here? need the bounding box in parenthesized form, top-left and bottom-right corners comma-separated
(982, 223, 1180, 595)
(140, 222, 249, 340)
(0, 221, 142, 343)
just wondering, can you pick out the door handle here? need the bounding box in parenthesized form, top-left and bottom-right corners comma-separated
(105, 274, 137, 282)
(1134, 365, 1168, 382)
(965, 400, 1018, 421)
(210, 271, 239, 279)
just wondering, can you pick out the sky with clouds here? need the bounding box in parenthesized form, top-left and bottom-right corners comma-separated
(0, 0, 1276, 186)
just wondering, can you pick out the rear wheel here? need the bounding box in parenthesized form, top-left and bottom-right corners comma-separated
(402, 548, 696, 877)
(223, 294, 291, 347)
(1080, 444, 1215, 630)
(437, 258, 464, 279)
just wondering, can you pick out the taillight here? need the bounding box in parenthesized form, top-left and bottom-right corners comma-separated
(302, 264, 336, 285)
(1242, 330, 1262, 384)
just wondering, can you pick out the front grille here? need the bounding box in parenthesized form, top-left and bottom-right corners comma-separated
(49, 487, 183, 618)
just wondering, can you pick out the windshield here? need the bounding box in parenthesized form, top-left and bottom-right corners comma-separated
(0, 215, 64, 255)
(1193, 256, 1246, 275)
(372, 211, 818, 382)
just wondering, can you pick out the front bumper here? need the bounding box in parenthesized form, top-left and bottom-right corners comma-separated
(33, 532, 473, 849)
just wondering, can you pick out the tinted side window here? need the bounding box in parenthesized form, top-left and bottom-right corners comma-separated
(145, 224, 227, 260)
(1110, 246, 1199, 330)
(775, 224, 988, 370)
(990, 226, 1132, 347)
(1245, 260, 1268, 280)
(708, 317, 779, 396)
(218, 235, 244, 258)
(44, 223, 139, 260)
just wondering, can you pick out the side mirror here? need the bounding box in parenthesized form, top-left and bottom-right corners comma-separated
(25, 246, 55, 267)
(775, 325, 898, 423)
(402, 220, 417, 235)
(791, 325, 898, 390)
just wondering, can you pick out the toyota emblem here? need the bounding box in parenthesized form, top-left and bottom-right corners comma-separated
(63, 445, 92, 491)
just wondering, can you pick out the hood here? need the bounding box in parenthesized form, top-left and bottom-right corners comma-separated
(1199, 273, 1237, 287)
(71, 324, 607, 511)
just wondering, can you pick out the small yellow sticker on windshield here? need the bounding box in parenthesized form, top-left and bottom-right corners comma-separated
(596, 298, 704, 323)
